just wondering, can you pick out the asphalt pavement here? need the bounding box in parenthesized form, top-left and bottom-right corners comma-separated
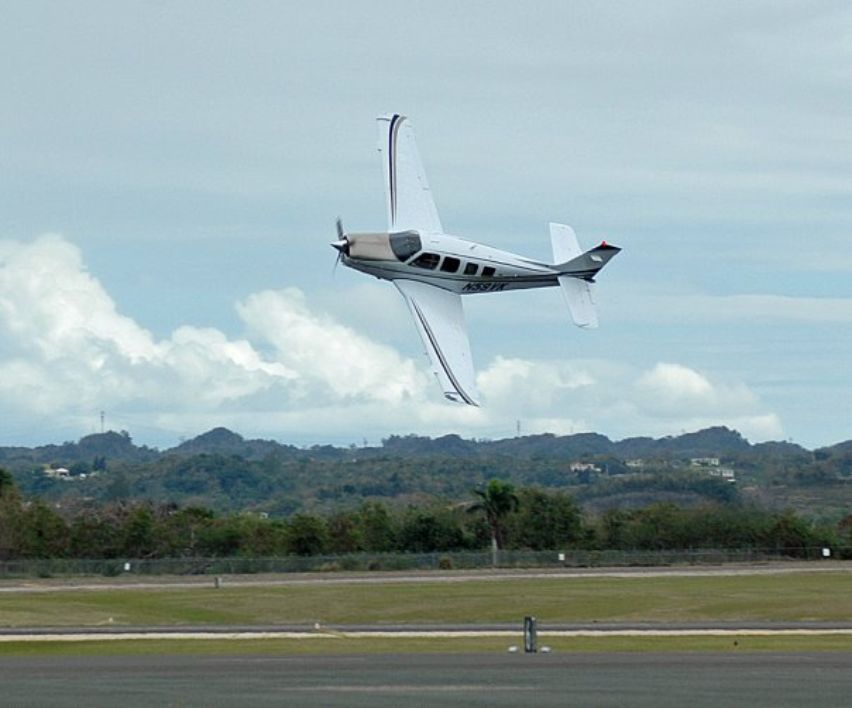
(2, 651, 850, 707)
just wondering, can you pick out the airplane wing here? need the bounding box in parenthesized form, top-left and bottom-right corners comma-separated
(394, 279, 479, 406)
(377, 114, 443, 234)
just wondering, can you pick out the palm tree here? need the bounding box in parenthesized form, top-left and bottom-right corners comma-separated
(469, 479, 519, 565)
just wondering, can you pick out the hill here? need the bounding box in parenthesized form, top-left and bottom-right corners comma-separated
(1, 426, 849, 520)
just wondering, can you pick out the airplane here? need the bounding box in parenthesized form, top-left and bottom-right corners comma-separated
(331, 113, 620, 407)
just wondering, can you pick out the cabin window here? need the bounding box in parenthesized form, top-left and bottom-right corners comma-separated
(390, 231, 422, 262)
(482, 266, 496, 277)
(440, 256, 461, 273)
(464, 262, 478, 276)
(411, 252, 440, 270)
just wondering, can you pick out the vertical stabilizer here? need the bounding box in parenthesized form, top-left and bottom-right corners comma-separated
(549, 222, 582, 263)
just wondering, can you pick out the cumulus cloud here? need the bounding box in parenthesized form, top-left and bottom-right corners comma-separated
(477, 356, 595, 411)
(0, 235, 426, 428)
(478, 358, 782, 443)
(633, 363, 781, 440)
(0, 235, 783, 446)
(237, 289, 426, 405)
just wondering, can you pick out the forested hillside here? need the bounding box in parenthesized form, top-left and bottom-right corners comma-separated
(2, 426, 851, 520)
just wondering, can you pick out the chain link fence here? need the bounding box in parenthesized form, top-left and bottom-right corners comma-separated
(0, 546, 848, 578)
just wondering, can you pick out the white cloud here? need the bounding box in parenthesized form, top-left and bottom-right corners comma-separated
(237, 288, 426, 405)
(0, 234, 783, 446)
(0, 234, 158, 362)
(632, 362, 782, 441)
(638, 362, 714, 400)
(475, 358, 783, 443)
(477, 356, 595, 411)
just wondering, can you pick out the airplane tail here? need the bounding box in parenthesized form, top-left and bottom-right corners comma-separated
(549, 222, 621, 329)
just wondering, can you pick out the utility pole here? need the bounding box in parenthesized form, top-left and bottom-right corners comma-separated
(100, 411, 105, 434)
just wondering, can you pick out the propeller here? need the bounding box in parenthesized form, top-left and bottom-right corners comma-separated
(331, 217, 350, 275)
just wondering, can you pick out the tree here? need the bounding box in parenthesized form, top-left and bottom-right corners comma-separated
(237, 515, 288, 556)
(70, 513, 122, 558)
(469, 479, 519, 560)
(508, 488, 583, 550)
(397, 506, 467, 553)
(765, 509, 815, 556)
(120, 504, 157, 557)
(19, 502, 69, 558)
(0, 469, 23, 559)
(286, 513, 329, 556)
(327, 510, 363, 553)
(160, 506, 216, 556)
(358, 501, 396, 552)
(0, 468, 17, 498)
(198, 519, 243, 556)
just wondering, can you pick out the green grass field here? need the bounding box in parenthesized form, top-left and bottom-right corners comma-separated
(2, 570, 851, 655)
(2, 572, 851, 627)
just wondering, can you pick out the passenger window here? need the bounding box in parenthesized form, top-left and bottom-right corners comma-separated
(482, 266, 496, 277)
(411, 252, 440, 270)
(464, 262, 478, 276)
(440, 257, 460, 273)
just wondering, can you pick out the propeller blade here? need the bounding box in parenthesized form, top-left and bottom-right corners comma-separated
(332, 218, 348, 278)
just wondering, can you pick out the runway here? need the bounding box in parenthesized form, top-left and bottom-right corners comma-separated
(2, 651, 850, 707)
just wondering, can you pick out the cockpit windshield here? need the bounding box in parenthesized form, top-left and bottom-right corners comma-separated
(389, 231, 422, 262)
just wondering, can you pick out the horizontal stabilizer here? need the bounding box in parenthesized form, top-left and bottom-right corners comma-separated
(558, 276, 597, 328)
(556, 242, 621, 281)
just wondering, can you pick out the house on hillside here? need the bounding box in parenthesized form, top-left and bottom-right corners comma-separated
(690, 457, 721, 468)
(44, 466, 71, 480)
(707, 467, 736, 483)
(569, 461, 601, 474)
(690, 457, 736, 483)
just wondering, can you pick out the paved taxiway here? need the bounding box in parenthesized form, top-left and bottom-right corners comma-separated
(2, 652, 850, 707)
(1, 560, 849, 594)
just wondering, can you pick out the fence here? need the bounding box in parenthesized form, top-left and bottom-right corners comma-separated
(0, 546, 847, 579)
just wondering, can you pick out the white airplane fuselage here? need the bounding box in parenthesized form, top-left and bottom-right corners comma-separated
(330, 113, 620, 406)
(338, 230, 560, 295)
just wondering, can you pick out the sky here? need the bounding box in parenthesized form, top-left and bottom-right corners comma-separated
(1, 1, 851, 449)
